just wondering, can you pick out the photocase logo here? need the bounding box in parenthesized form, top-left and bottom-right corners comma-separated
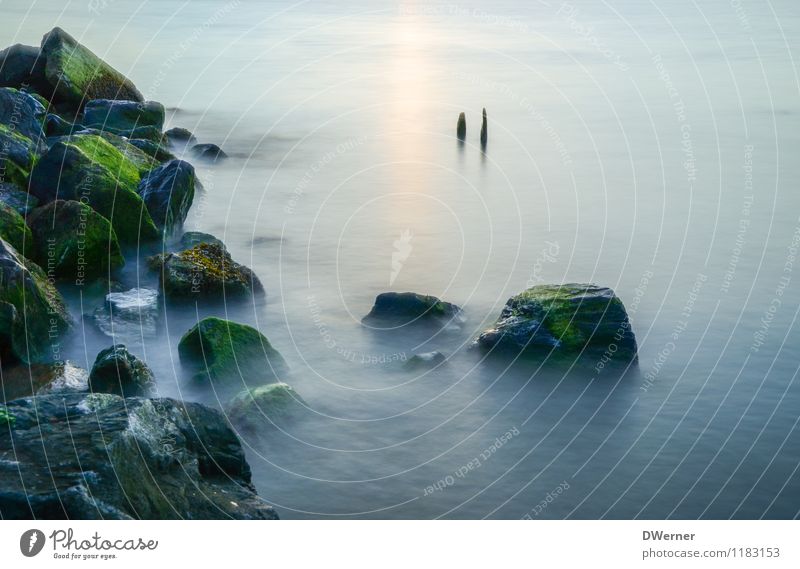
(20, 529, 45, 557)
(389, 229, 414, 285)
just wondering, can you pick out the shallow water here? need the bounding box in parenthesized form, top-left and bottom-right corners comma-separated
(3, 0, 800, 518)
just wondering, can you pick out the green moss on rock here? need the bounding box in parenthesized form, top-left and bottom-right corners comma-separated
(225, 383, 304, 432)
(178, 317, 285, 385)
(0, 201, 32, 252)
(28, 134, 159, 245)
(27, 200, 124, 281)
(40, 27, 143, 108)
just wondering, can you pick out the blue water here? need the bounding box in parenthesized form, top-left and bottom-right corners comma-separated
(2, 0, 799, 518)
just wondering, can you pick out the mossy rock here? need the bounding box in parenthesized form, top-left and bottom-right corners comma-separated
(83, 99, 165, 132)
(0, 239, 72, 365)
(28, 133, 159, 245)
(225, 383, 304, 432)
(128, 138, 175, 163)
(178, 317, 285, 385)
(0, 405, 14, 428)
(0, 123, 40, 188)
(179, 231, 225, 251)
(150, 242, 262, 301)
(39, 27, 143, 108)
(474, 283, 638, 366)
(137, 159, 195, 233)
(88, 344, 154, 397)
(27, 200, 124, 282)
(0, 87, 47, 141)
(362, 292, 464, 329)
(0, 201, 32, 253)
(163, 127, 197, 147)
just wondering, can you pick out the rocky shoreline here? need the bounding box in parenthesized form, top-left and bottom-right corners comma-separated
(0, 28, 639, 519)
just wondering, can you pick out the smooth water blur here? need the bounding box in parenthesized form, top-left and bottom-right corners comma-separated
(2, 0, 799, 518)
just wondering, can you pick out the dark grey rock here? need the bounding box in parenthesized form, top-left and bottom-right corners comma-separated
(88, 344, 155, 397)
(362, 292, 464, 329)
(191, 143, 227, 162)
(137, 159, 196, 233)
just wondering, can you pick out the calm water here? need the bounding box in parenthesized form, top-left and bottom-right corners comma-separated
(2, 0, 799, 519)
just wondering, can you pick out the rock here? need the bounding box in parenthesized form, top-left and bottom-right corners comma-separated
(28, 133, 160, 245)
(404, 351, 447, 371)
(0, 392, 279, 519)
(93, 287, 159, 339)
(0, 87, 47, 141)
(149, 242, 263, 301)
(180, 231, 225, 251)
(70, 128, 159, 171)
(26, 200, 124, 281)
(362, 292, 464, 329)
(0, 239, 71, 365)
(178, 317, 285, 385)
(0, 88, 47, 188)
(128, 138, 175, 163)
(474, 284, 638, 365)
(137, 159, 196, 233)
(0, 201, 32, 252)
(88, 344, 154, 397)
(0, 44, 51, 97)
(163, 127, 197, 147)
(0, 361, 88, 402)
(225, 383, 303, 432)
(39, 27, 143, 108)
(0, 182, 38, 214)
(480, 108, 487, 147)
(83, 99, 165, 132)
(43, 112, 81, 137)
(457, 112, 466, 140)
(191, 143, 227, 162)
(0, 404, 13, 427)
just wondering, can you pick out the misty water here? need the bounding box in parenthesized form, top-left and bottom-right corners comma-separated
(3, 0, 799, 518)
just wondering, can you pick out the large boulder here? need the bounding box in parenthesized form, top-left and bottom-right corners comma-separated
(178, 317, 285, 385)
(0, 201, 32, 253)
(28, 133, 159, 244)
(83, 99, 165, 132)
(0, 392, 279, 519)
(26, 200, 124, 281)
(149, 242, 263, 301)
(0, 239, 71, 365)
(474, 284, 638, 365)
(362, 292, 464, 329)
(88, 344, 154, 397)
(225, 383, 304, 432)
(0, 360, 88, 403)
(39, 27, 143, 108)
(137, 159, 195, 233)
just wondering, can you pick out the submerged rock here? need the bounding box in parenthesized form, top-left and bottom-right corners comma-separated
(404, 351, 447, 371)
(0, 201, 32, 253)
(137, 159, 196, 233)
(178, 317, 285, 385)
(0, 239, 71, 365)
(0, 361, 88, 403)
(27, 200, 124, 281)
(88, 344, 154, 397)
(191, 143, 227, 162)
(39, 27, 143, 108)
(28, 133, 159, 245)
(83, 99, 165, 132)
(474, 284, 638, 365)
(457, 112, 466, 140)
(225, 383, 304, 432)
(149, 242, 262, 300)
(0, 392, 279, 519)
(0, 182, 38, 214)
(93, 287, 159, 339)
(362, 292, 464, 329)
(480, 107, 487, 147)
(163, 127, 197, 147)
